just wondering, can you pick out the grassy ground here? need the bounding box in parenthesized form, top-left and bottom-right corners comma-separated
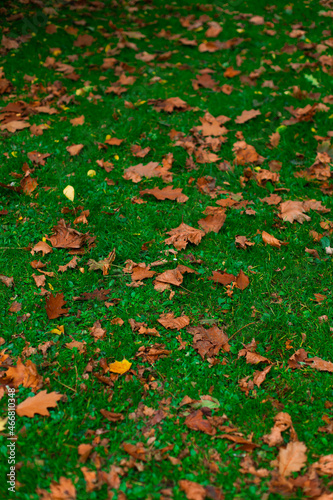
(0, 0, 333, 498)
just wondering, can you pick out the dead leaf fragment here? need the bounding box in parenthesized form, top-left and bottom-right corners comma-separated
(165, 223, 205, 250)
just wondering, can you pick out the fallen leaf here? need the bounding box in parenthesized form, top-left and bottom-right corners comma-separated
(165, 223, 205, 250)
(278, 441, 307, 477)
(16, 390, 63, 417)
(109, 359, 132, 375)
(45, 293, 69, 319)
(158, 312, 190, 330)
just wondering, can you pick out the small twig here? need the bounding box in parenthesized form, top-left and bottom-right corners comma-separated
(0, 247, 29, 250)
(228, 322, 256, 341)
(56, 380, 77, 393)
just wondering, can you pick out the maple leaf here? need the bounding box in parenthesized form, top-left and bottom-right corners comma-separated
(279, 200, 311, 224)
(278, 441, 307, 477)
(158, 312, 190, 330)
(45, 293, 69, 319)
(165, 223, 205, 250)
(16, 390, 63, 417)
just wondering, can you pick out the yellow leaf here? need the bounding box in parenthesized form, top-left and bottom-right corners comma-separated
(51, 325, 64, 335)
(109, 359, 132, 375)
(48, 283, 54, 290)
(0, 416, 8, 432)
(87, 170, 96, 177)
(114, 155, 119, 160)
(63, 185, 75, 202)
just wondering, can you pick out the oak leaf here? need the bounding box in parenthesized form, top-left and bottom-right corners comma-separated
(16, 390, 62, 417)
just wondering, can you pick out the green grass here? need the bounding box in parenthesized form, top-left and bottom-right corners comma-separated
(0, 0, 333, 498)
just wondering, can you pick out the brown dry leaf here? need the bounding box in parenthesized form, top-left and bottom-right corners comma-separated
(16, 390, 62, 417)
(27, 151, 51, 165)
(105, 137, 123, 146)
(208, 271, 236, 285)
(70, 115, 85, 126)
(9, 301, 21, 313)
(45, 293, 68, 320)
(289, 349, 333, 373)
(199, 41, 223, 53)
(123, 161, 172, 183)
(100, 408, 124, 422)
(149, 97, 189, 113)
(87, 250, 115, 276)
(0, 120, 31, 132)
(135, 343, 171, 364)
(131, 144, 151, 158)
(123, 442, 147, 461)
(165, 223, 205, 250)
(269, 132, 281, 148)
(31, 241, 53, 256)
(179, 480, 207, 500)
(253, 365, 273, 388)
(233, 141, 260, 165)
(158, 312, 190, 330)
(262, 231, 283, 248)
(260, 193, 282, 205)
(0, 275, 14, 288)
(279, 201, 311, 224)
(32, 273, 46, 287)
(236, 270, 250, 290)
(89, 321, 106, 341)
(312, 455, 333, 476)
(21, 175, 38, 195)
(279, 441, 307, 477)
(185, 409, 216, 436)
(73, 288, 110, 301)
(153, 268, 184, 291)
(1, 358, 43, 391)
(235, 109, 261, 124)
(187, 324, 230, 359)
(74, 210, 89, 225)
(58, 256, 78, 273)
(238, 339, 271, 365)
(66, 144, 84, 156)
(263, 412, 298, 447)
(140, 185, 188, 203)
(235, 235, 255, 249)
(36, 477, 76, 500)
(47, 219, 94, 249)
(78, 443, 93, 463)
(74, 34, 95, 47)
(198, 209, 226, 234)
